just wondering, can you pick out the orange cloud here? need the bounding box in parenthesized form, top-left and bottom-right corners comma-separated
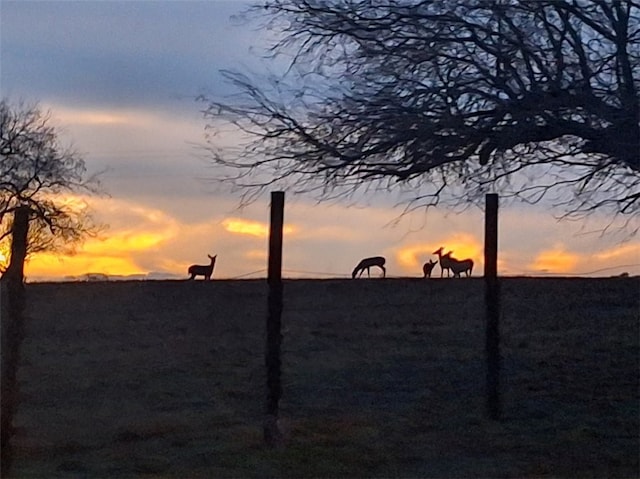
(594, 243, 640, 261)
(396, 245, 435, 271)
(26, 252, 143, 278)
(436, 234, 482, 261)
(222, 218, 294, 238)
(82, 231, 168, 254)
(223, 218, 268, 237)
(529, 247, 580, 273)
(23, 197, 182, 279)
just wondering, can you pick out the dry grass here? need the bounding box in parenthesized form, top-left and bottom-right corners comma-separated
(9, 277, 639, 478)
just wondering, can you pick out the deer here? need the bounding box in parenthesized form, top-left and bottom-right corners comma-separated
(188, 254, 217, 280)
(449, 256, 474, 277)
(433, 247, 474, 278)
(433, 247, 454, 277)
(352, 256, 386, 278)
(422, 259, 437, 278)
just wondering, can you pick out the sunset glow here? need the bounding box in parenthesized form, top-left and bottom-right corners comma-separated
(396, 245, 437, 271)
(435, 234, 483, 264)
(223, 218, 269, 237)
(595, 243, 640, 262)
(529, 247, 580, 274)
(26, 252, 144, 278)
(82, 231, 170, 254)
(223, 218, 295, 238)
(13, 199, 640, 281)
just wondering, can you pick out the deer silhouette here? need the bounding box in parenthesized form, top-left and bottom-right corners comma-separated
(449, 255, 474, 277)
(188, 254, 217, 280)
(434, 247, 473, 278)
(422, 259, 438, 278)
(433, 247, 453, 277)
(352, 256, 386, 278)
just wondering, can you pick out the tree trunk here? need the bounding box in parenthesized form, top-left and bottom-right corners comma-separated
(1, 206, 30, 476)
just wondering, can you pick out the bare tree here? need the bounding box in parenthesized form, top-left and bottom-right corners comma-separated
(0, 99, 103, 275)
(201, 0, 639, 220)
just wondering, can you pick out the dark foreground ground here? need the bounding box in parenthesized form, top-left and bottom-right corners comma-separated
(9, 277, 640, 478)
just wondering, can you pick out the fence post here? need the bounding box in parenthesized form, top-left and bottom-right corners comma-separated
(484, 193, 501, 420)
(265, 191, 285, 446)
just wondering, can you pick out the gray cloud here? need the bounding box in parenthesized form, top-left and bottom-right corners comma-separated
(1, 1, 260, 109)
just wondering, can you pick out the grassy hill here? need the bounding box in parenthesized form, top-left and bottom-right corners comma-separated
(10, 277, 639, 478)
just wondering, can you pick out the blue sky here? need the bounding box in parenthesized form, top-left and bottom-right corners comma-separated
(1, 0, 639, 280)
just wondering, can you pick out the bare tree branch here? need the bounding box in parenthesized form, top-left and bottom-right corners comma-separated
(0, 99, 105, 274)
(200, 0, 640, 219)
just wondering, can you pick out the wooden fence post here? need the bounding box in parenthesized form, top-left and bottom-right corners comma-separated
(264, 191, 285, 446)
(484, 193, 501, 420)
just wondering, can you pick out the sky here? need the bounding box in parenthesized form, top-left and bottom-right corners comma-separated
(1, 0, 639, 281)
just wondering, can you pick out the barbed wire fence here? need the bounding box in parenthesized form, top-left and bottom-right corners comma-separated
(224, 263, 640, 281)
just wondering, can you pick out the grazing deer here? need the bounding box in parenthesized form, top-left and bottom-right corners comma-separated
(433, 247, 454, 277)
(449, 256, 474, 277)
(352, 256, 386, 278)
(188, 254, 217, 280)
(422, 259, 437, 278)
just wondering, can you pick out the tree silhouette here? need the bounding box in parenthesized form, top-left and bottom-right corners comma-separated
(0, 99, 103, 275)
(201, 0, 639, 218)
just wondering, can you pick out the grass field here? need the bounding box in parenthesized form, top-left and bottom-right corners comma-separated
(9, 277, 640, 478)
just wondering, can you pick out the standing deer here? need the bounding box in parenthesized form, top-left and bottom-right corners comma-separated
(352, 256, 386, 278)
(433, 247, 454, 277)
(188, 254, 217, 280)
(449, 256, 474, 277)
(422, 259, 438, 278)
